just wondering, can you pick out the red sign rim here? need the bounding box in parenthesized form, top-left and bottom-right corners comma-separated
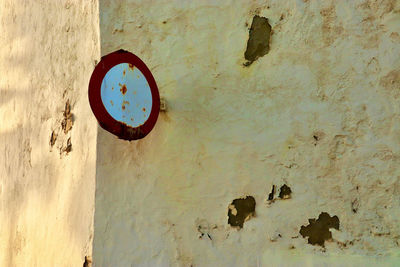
(88, 49, 160, 140)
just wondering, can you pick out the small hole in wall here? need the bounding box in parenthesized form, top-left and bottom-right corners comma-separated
(228, 196, 256, 228)
(278, 184, 292, 199)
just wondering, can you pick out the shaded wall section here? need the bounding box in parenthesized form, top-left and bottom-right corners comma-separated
(94, 0, 400, 266)
(0, 0, 100, 266)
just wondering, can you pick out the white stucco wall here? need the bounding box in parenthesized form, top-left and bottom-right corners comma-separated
(93, 0, 400, 266)
(0, 0, 100, 266)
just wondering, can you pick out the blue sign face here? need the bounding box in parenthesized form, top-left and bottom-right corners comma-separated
(89, 50, 160, 140)
(100, 63, 153, 128)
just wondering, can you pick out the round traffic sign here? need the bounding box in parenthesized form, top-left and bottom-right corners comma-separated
(88, 50, 160, 140)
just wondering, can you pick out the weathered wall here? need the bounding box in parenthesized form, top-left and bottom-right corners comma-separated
(93, 0, 400, 266)
(0, 0, 100, 266)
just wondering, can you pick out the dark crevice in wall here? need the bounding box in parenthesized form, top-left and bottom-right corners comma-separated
(268, 185, 275, 201)
(268, 184, 292, 202)
(83, 256, 92, 267)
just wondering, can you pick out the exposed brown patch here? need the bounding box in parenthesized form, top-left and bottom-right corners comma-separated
(128, 63, 134, 71)
(244, 15, 271, 66)
(299, 212, 340, 247)
(278, 184, 292, 199)
(120, 84, 127, 95)
(312, 131, 325, 146)
(112, 87, 114, 91)
(61, 99, 73, 134)
(61, 137, 72, 155)
(123, 70, 126, 76)
(50, 131, 57, 147)
(142, 107, 146, 112)
(122, 105, 126, 110)
(228, 196, 256, 228)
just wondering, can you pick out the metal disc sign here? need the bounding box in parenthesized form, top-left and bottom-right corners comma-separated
(88, 50, 160, 140)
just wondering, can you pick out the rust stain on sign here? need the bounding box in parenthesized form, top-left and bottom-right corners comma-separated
(120, 84, 127, 95)
(122, 100, 130, 111)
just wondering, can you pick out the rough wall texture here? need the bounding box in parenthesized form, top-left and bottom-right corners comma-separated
(90, 0, 400, 266)
(0, 0, 100, 266)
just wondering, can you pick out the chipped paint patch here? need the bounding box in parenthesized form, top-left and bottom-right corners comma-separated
(300, 212, 340, 247)
(244, 15, 271, 66)
(278, 184, 292, 199)
(228, 196, 256, 228)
